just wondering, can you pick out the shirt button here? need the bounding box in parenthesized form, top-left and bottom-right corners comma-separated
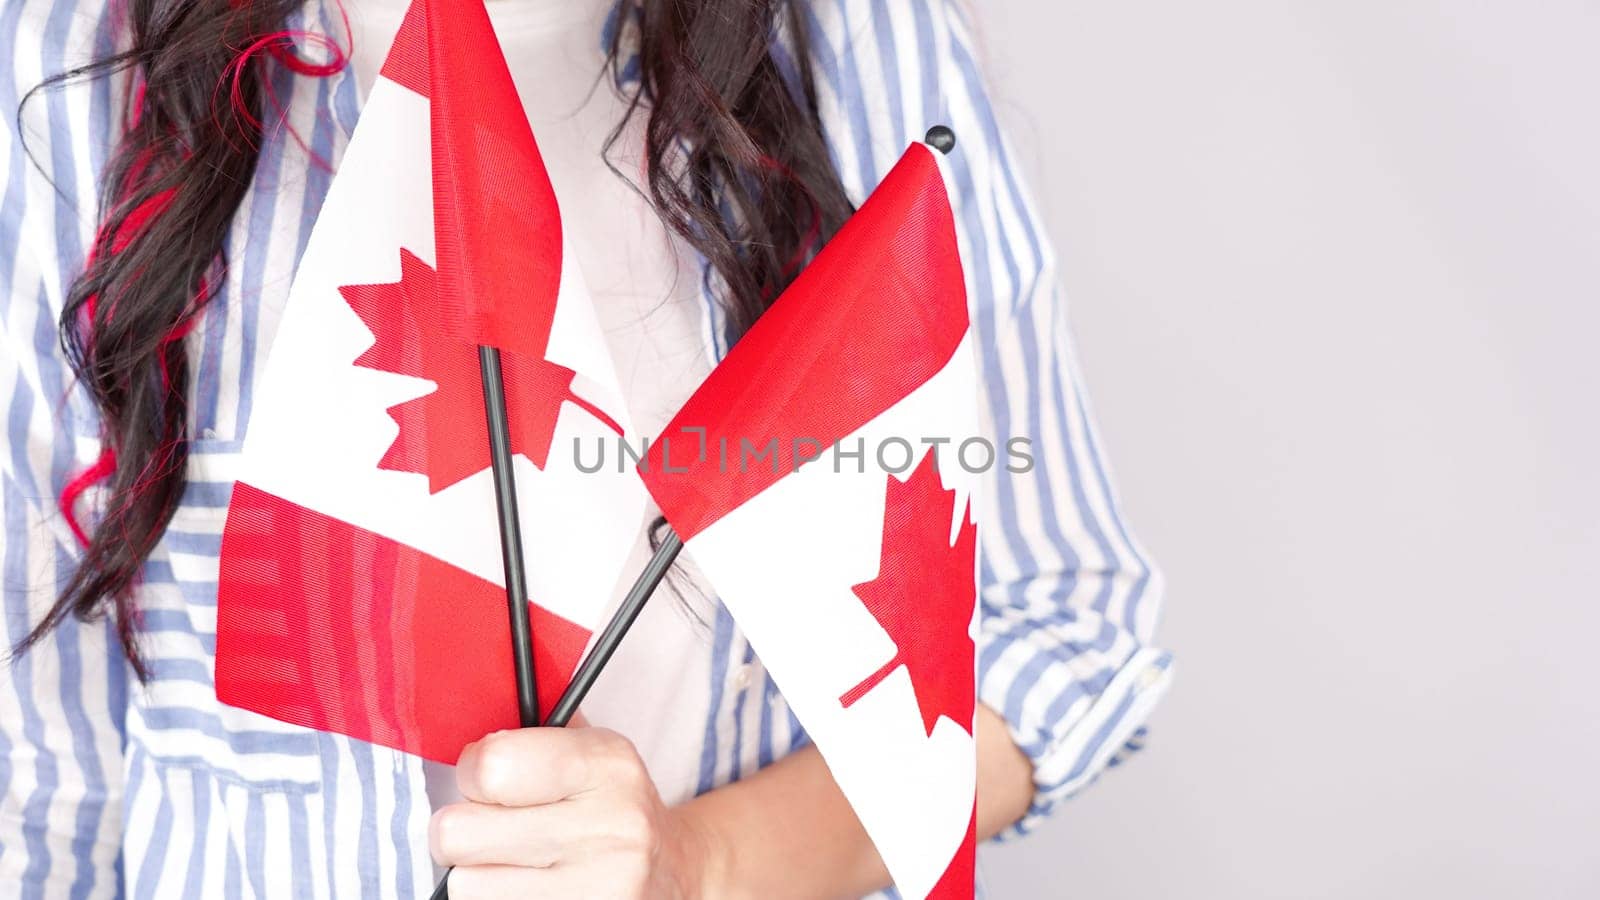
(1137, 665, 1165, 691)
(728, 664, 755, 691)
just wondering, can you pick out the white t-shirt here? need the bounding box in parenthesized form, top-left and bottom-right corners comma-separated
(346, 0, 724, 819)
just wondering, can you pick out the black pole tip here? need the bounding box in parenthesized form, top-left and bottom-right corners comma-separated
(924, 125, 956, 155)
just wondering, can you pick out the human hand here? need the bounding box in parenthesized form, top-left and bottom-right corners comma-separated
(430, 724, 723, 898)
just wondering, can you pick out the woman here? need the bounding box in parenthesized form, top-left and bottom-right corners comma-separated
(0, 0, 1172, 896)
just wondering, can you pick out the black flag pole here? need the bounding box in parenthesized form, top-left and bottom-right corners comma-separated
(479, 345, 540, 730)
(429, 530, 683, 900)
(431, 126, 956, 900)
(545, 530, 683, 725)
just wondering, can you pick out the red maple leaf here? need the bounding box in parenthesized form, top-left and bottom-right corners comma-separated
(338, 249, 620, 493)
(839, 450, 977, 737)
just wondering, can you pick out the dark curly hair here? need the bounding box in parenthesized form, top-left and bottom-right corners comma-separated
(17, 0, 854, 676)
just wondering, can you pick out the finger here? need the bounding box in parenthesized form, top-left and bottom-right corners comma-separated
(430, 794, 637, 868)
(439, 865, 536, 900)
(446, 861, 649, 900)
(455, 726, 648, 806)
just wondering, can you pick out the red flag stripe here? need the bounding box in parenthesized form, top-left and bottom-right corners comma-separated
(215, 483, 590, 764)
(640, 144, 968, 540)
(425, 0, 565, 359)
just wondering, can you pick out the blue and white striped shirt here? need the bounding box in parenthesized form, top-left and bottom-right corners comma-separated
(0, 0, 1173, 896)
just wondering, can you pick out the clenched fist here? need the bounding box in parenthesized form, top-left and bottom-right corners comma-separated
(430, 724, 720, 899)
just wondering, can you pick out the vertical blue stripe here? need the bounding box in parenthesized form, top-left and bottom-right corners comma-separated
(757, 669, 777, 768)
(948, 29, 1092, 614)
(1, 503, 46, 900)
(1072, 385, 1155, 633)
(805, 1, 880, 194)
(243, 791, 268, 900)
(908, 0, 940, 131)
(767, 19, 804, 107)
(1039, 336, 1125, 616)
(130, 776, 174, 900)
(0, 350, 35, 490)
(41, 0, 87, 274)
(181, 768, 210, 896)
(52, 552, 112, 900)
(981, 107, 1128, 625)
(287, 793, 316, 897)
(0, 0, 35, 308)
(921, 38, 1040, 613)
(21, 0, 89, 550)
(0, 574, 14, 894)
(786, 705, 809, 753)
(941, 18, 1131, 746)
(319, 736, 341, 899)
(352, 743, 380, 900)
(222, 812, 243, 900)
(122, 748, 149, 890)
(85, 3, 116, 182)
(194, 240, 231, 433)
(331, 48, 364, 137)
(869, 0, 909, 150)
(389, 758, 416, 900)
(695, 605, 737, 794)
(29, 280, 76, 533)
(3, 444, 57, 900)
(727, 640, 754, 783)
(699, 263, 726, 362)
(227, 64, 293, 433)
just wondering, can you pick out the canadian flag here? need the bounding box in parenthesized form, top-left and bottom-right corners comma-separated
(214, 0, 644, 763)
(642, 142, 981, 899)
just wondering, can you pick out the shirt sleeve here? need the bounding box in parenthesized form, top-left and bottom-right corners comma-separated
(804, 0, 1175, 837)
(2, 2, 130, 891)
(935, 6, 1173, 836)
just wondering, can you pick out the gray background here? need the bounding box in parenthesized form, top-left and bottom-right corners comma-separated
(971, 2, 1600, 898)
